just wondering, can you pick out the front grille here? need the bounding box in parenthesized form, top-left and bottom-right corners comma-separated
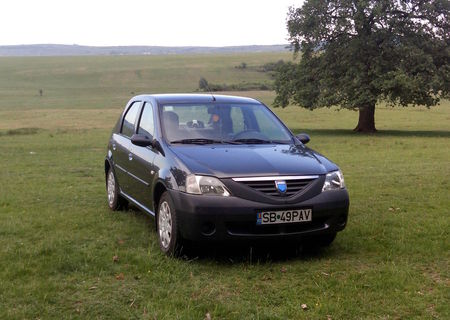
(234, 176, 317, 197)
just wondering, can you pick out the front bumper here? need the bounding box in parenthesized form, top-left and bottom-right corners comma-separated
(169, 188, 349, 242)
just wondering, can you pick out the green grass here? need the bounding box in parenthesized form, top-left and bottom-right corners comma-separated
(0, 54, 449, 319)
(0, 53, 290, 110)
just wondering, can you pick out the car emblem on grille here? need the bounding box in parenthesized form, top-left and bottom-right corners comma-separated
(275, 180, 287, 194)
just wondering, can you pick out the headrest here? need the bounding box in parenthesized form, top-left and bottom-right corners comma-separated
(163, 111, 179, 127)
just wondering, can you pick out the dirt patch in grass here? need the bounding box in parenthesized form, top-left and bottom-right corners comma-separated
(0, 127, 41, 136)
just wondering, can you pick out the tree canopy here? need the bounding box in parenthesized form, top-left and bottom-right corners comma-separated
(274, 0, 449, 132)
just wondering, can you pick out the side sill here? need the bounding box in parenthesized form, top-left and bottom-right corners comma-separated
(119, 191, 155, 217)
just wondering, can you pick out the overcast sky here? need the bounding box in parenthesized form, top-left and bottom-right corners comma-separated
(1, 0, 303, 47)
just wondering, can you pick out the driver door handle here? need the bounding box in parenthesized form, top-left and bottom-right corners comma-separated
(128, 153, 133, 161)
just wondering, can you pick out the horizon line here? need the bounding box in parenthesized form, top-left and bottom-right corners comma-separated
(0, 43, 290, 48)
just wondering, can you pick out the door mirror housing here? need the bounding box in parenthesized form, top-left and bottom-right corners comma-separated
(131, 134, 165, 155)
(295, 133, 310, 144)
(131, 134, 153, 147)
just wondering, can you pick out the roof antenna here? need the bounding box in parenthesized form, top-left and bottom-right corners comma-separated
(207, 85, 216, 101)
(200, 77, 216, 101)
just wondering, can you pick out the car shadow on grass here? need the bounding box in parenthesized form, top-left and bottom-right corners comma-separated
(125, 204, 343, 264)
(178, 240, 340, 264)
(291, 128, 450, 138)
(125, 205, 155, 223)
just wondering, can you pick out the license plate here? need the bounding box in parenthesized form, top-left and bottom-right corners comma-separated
(256, 209, 312, 225)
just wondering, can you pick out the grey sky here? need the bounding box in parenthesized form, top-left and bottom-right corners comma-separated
(1, 0, 303, 46)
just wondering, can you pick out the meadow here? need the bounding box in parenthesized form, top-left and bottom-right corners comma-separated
(0, 53, 448, 319)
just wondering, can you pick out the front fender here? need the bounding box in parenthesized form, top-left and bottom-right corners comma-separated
(154, 167, 181, 191)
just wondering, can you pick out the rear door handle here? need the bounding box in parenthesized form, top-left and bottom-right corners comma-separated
(112, 143, 116, 151)
(128, 153, 133, 161)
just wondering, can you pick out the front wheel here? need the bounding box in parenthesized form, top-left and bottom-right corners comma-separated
(157, 192, 182, 256)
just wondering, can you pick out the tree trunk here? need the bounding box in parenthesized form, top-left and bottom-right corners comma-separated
(353, 104, 377, 132)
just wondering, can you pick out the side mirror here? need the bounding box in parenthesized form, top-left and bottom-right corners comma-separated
(295, 133, 310, 144)
(131, 134, 153, 147)
(131, 134, 165, 156)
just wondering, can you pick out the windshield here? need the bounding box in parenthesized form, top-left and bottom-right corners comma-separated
(160, 103, 293, 144)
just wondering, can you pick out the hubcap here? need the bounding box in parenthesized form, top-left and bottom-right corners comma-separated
(107, 171, 116, 206)
(158, 201, 172, 249)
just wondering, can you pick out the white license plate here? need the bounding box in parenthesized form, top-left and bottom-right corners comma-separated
(257, 209, 312, 225)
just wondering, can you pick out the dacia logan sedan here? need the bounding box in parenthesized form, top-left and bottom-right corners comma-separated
(105, 94, 349, 255)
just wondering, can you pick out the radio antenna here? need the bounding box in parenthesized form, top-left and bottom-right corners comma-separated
(199, 77, 216, 101)
(207, 85, 216, 102)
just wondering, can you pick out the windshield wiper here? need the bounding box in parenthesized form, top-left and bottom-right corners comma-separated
(232, 138, 273, 144)
(271, 139, 292, 145)
(232, 138, 292, 145)
(170, 138, 290, 145)
(170, 138, 240, 145)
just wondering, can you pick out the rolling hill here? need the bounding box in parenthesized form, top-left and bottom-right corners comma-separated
(0, 44, 289, 56)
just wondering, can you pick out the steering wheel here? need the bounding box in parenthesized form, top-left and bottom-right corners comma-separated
(232, 130, 269, 141)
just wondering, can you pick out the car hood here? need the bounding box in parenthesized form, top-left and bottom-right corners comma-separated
(169, 144, 339, 178)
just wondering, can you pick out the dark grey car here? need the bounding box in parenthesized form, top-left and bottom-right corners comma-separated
(105, 94, 349, 255)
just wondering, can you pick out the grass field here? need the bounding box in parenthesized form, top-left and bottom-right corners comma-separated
(0, 53, 449, 319)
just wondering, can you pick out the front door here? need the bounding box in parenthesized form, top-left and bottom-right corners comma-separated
(127, 102, 158, 210)
(112, 101, 142, 195)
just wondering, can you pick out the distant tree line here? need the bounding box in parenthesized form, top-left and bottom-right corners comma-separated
(234, 60, 287, 74)
(198, 60, 287, 92)
(198, 77, 272, 92)
(256, 60, 286, 73)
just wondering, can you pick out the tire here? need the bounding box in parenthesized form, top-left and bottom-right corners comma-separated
(106, 168, 127, 210)
(156, 191, 182, 256)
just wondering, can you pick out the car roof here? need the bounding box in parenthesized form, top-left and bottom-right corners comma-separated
(133, 93, 262, 105)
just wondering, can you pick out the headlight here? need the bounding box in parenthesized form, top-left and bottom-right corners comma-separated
(322, 170, 345, 191)
(186, 174, 231, 196)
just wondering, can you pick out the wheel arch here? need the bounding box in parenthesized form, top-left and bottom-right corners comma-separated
(105, 159, 112, 185)
(153, 181, 168, 214)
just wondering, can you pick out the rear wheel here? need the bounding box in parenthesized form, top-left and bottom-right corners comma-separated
(157, 192, 182, 256)
(106, 168, 127, 210)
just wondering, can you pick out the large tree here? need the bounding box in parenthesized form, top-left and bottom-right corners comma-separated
(274, 0, 449, 132)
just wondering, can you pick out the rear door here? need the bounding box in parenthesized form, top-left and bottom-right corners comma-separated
(112, 101, 142, 195)
(127, 102, 158, 209)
